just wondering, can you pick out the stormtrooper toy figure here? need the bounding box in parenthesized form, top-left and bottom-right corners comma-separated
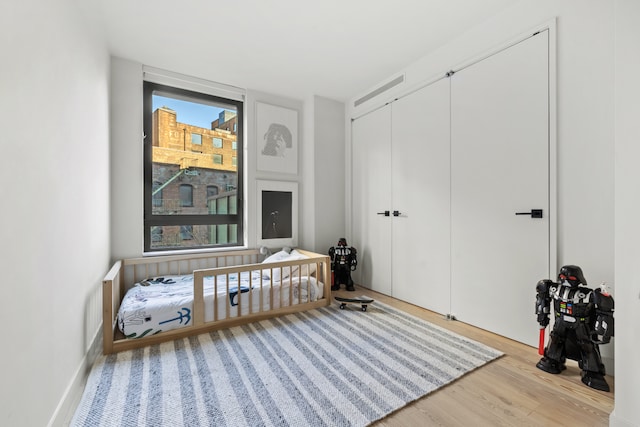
(535, 265, 614, 391)
(328, 238, 357, 291)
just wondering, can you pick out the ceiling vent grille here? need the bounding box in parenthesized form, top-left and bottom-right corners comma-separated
(354, 75, 405, 107)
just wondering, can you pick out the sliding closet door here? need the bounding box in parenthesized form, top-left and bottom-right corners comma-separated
(450, 31, 549, 346)
(351, 105, 392, 295)
(391, 78, 451, 314)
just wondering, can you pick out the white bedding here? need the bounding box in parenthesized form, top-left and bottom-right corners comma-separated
(117, 250, 323, 339)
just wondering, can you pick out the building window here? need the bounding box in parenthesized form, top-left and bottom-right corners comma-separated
(144, 80, 244, 252)
(151, 226, 163, 242)
(232, 141, 237, 150)
(179, 184, 193, 207)
(234, 123, 237, 132)
(152, 181, 163, 207)
(213, 137, 223, 148)
(207, 185, 219, 198)
(217, 197, 228, 214)
(180, 225, 193, 240)
(232, 156, 237, 166)
(217, 224, 229, 243)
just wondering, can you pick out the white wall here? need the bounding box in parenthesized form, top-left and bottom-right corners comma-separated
(110, 58, 144, 259)
(0, 1, 110, 425)
(299, 94, 346, 255)
(313, 96, 346, 254)
(348, 0, 616, 370)
(611, 1, 640, 425)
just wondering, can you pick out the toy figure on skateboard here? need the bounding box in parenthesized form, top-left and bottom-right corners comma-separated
(535, 265, 614, 391)
(328, 238, 357, 291)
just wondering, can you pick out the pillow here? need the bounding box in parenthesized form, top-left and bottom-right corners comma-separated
(261, 249, 292, 264)
(290, 249, 317, 277)
(261, 249, 316, 281)
(262, 250, 293, 281)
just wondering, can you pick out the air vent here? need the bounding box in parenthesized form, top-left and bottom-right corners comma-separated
(354, 75, 405, 107)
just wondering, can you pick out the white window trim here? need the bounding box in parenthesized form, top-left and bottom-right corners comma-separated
(143, 65, 246, 102)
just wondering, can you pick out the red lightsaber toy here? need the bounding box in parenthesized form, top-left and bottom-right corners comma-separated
(538, 327, 546, 355)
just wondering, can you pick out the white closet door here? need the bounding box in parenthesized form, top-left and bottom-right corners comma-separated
(451, 31, 549, 346)
(351, 105, 392, 295)
(391, 78, 451, 314)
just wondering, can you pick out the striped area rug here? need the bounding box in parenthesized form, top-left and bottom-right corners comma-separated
(72, 300, 502, 426)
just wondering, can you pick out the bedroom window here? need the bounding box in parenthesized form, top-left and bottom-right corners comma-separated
(143, 80, 244, 252)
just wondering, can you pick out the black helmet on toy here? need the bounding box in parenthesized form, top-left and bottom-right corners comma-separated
(558, 265, 587, 287)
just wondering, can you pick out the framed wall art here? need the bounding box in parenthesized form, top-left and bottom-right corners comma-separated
(257, 180, 298, 248)
(256, 102, 298, 174)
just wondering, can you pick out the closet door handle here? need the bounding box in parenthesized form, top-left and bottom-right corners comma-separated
(377, 210, 390, 216)
(393, 210, 402, 217)
(515, 209, 543, 218)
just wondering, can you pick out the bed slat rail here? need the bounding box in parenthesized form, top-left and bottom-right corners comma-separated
(102, 260, 123, 355)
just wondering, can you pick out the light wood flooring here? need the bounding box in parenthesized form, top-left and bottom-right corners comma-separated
(332, 286, 614, 427)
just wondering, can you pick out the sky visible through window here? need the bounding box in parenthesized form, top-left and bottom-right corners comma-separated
(153, 95, 227, 129)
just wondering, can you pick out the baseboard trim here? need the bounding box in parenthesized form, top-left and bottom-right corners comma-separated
(47, 324, 103, 427)
(609, 410, 636, 427)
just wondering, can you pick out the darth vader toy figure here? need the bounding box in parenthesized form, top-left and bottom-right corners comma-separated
(328, 238, 357, 291)
(535, 265, 614, 391)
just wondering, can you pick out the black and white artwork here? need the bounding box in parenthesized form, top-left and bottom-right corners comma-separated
(257, 180, 298, 247)
(256, 102, 298, 174)
(261, 191, 292, 240)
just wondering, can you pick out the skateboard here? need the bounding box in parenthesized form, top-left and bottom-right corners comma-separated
(335, 296, 374, 312)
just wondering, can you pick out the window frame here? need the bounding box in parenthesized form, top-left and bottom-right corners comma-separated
(143, 80, 244, 253)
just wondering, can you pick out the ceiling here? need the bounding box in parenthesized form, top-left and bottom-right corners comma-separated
(84, 0, 517, 102)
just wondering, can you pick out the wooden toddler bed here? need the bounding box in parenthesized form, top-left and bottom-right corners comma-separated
(103, 248, 331, 354)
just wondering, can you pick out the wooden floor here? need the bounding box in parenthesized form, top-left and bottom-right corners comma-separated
(333, 286, 614, 427)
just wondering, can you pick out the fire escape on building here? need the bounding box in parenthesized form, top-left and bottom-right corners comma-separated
(151, 156, 199, 199)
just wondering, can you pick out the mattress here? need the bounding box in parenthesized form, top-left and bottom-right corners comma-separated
(117, 268, 321, 339)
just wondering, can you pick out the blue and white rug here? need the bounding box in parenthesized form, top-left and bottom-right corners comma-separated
(72, 300, 502, 426)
